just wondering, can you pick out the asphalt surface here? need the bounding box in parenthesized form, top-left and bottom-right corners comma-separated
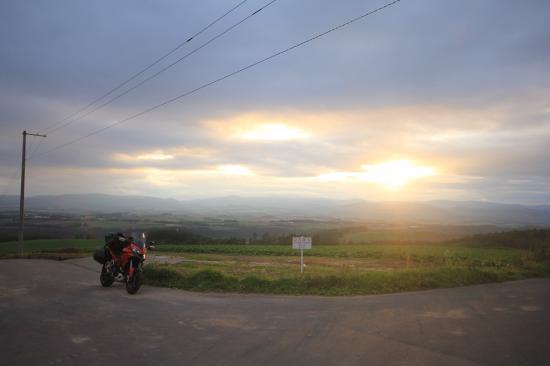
(0, 258, 549, 366)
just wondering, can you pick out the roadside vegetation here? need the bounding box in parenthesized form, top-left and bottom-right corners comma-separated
(0, 239, 100, 259)
(144, 264, 550, 296)
(143, 242, 550, 295)
(1, 229, 549, 295)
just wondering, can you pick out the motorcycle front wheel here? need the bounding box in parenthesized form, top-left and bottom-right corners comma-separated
(125, 267, 142, 294)
(100, 262, 115, 287)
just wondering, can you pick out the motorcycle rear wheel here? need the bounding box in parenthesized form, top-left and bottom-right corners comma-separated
(126, 268, 142, 294)
(100, 263, 115, 287)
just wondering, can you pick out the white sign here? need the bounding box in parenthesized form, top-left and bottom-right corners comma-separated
(292, 236, 312, 273)
(292, 236, 312, 250)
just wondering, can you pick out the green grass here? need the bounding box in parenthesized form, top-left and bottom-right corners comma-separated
(155, 243, 531, 267)
(142, 243, 549, 295)
(0, 239, 100, 255)
(144, 263, 550, 296)
(2, 239, 549, 295)
(341, 230, 455, 243)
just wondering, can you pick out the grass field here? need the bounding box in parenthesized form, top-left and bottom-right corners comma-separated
(144, 245, 550, 295)
(0, 239, 100, 255)
(341, 230, 456, 243)
(2, 238, 548, 295)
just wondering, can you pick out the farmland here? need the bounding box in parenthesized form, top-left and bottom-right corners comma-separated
(0, 238, 100, 255)
(1, 231, 549, 295)
(143, 243, 550, 295)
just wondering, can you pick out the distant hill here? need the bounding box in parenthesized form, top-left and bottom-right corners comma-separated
(0, 194, 549, 226)
(0, 194, 183, 212)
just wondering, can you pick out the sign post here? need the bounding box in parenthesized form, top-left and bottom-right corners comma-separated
(292, 236, 312, 273)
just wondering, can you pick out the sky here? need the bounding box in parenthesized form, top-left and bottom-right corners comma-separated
(0, 0, 549, 204)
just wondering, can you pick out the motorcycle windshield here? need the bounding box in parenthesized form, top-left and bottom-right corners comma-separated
(131, 232, 146, 249)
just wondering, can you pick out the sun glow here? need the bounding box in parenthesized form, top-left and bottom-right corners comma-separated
(360, 160, 436, 187)
(114, 151, 174, 162)
(217, 165, 253, 176)
(238, 124, 309, 141)
(319, 160, 436, 188)
(135, 153, 174, 161)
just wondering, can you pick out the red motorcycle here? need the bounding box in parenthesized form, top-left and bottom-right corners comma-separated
(93, 232, 154, 294)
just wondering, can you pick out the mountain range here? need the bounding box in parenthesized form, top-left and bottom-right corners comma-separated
(1, 194, 549, 226)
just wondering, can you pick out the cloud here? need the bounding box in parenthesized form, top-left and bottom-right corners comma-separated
(0, 0, 549, 203)
(318, 160, 436, 188)
(236, 124, 310, 142)
(216, 164, 253, 176)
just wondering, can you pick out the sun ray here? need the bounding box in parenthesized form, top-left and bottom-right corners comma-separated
(319, 160, 436, 188)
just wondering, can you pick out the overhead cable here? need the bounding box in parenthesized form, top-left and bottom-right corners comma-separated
(30, 0, 401, 160)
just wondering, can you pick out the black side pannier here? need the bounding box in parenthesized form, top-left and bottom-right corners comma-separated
(104, 232, 115, 244)
(93, 246, 107, 264)
(104, 232, 127, 255)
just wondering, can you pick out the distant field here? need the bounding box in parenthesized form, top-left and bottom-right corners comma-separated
(156, 243, 528, 264)
(341, 230, 457, 243)
(2, 239, 549, 295)
(143, 244, 550, 295)
(0, 239, 100, 255)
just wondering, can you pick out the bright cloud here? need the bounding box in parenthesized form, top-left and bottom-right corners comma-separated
(216, 165, 253, 176)
(319, 160, 436, 188)
(135, 153, 174, 161)
(114, 151, 174, 162)
(236, 124, 310, 141)
(204, 113, 313, 142)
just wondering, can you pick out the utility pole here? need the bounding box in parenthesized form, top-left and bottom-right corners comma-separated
(18, 130, 46, 256)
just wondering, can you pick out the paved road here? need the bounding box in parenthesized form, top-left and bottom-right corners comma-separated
(1, 258, 549, 366)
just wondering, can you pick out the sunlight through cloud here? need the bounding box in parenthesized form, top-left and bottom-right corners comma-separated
(319, 160, 436, 188)
(237, 124, 310, 141)
(135, 153, 174, 161)
(114, 151, 174, 162)
(217, 165, 253, 176)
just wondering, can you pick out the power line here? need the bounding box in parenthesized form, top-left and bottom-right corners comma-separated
(41, 0, 279, 137)
(25, 131, 43, 159)
(30, 0, 402, 160)
(37, 0, 250, 135)
(27, 135, 45, 159)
